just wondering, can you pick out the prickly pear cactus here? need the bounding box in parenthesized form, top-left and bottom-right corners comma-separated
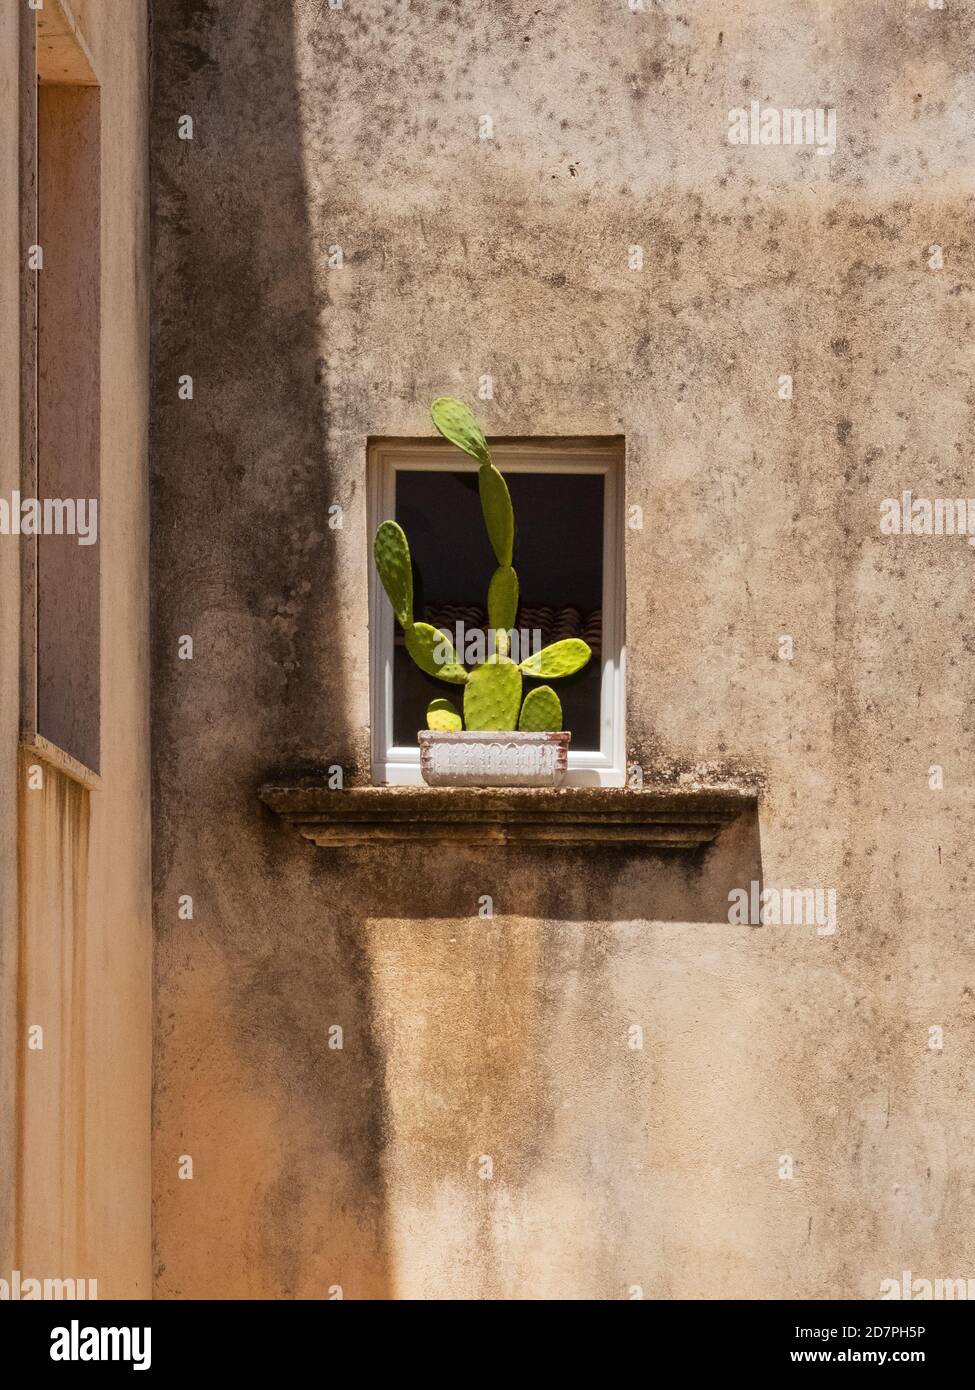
(431, 397, 491, 465)
(518, 638, 591, 680)
(487, 564, 519, 632)
(478, 464, 514, 567)
(405, 623, 468, 684)
(426, 697, 463, 731)
(518, 685, 562, 732)
(373, 520, 413, 628)
(463, 659, 523, 731)
(371, 398, 595, 740)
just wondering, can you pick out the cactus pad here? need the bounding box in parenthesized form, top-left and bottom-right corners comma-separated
(463, 658, 523, 730)
(430, 397, 491, 465)
(519, 638, 591, 680)
(405, 623, 468, 684)
(487, 564, 519, 632)
(518, 685, 562, 732)
(373, 520, 413, 628)
(478, 463, 514, 566)
(426, 697, 463, 732)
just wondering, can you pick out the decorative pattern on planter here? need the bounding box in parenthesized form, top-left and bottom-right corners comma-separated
(419, 731, 570, 787)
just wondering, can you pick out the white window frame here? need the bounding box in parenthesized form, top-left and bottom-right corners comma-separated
(368, 438, 626, 787)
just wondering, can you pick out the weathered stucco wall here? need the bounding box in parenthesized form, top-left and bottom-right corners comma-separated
(151, 0, 975, 1298)
(1, 0, 151, 1298)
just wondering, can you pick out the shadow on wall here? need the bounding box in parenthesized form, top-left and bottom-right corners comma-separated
(275, 805, 766, 926)
(261, 808, 766, 1299)
(150, 0, 394, 1298)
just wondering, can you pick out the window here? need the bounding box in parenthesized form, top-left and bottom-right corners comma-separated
(20, 2, 101, 782)
(368, 439, 626, 786)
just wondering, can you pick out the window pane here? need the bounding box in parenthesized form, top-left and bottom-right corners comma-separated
(36, 83, 101, 773)
(393, 469, 603, 749)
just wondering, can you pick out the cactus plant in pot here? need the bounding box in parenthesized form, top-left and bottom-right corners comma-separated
(372, 398, 593, 787)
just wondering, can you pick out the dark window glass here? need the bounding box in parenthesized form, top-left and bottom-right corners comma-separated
(36, 83, 101, 772)
(393, 470, 603, 748)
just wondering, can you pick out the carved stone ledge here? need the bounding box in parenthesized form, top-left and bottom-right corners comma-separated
(258, 784, 758, 850)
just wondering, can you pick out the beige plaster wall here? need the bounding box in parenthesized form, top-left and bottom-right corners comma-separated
(150, 0, 975, 1298)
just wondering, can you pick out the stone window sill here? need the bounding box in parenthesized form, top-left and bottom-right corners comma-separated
(20, 734, 103, 792)
(258, 783, 757, 850)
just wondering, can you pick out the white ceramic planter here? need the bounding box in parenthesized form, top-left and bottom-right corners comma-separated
(418, 730, 571, 788)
